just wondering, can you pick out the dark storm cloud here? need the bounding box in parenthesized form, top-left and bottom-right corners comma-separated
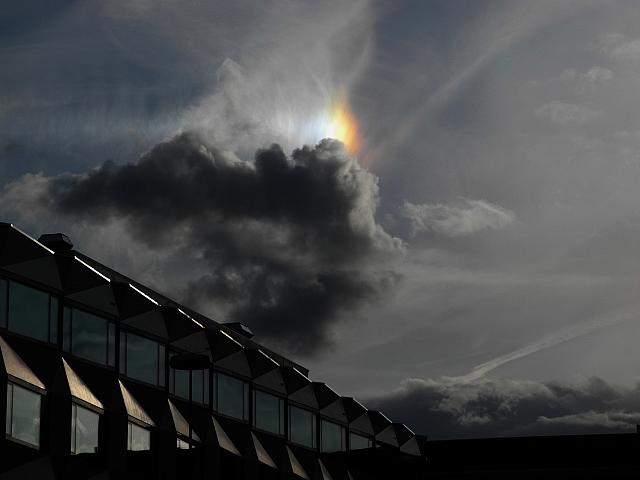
(366, 377, 640, 439)
(39, 132, 403, 355)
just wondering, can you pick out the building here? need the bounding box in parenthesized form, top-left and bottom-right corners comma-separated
(0, 223, 428, 479)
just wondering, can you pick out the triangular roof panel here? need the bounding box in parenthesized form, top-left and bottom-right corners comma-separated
(249, 432, 277, 469)
(281, 366, 311, 395)
(318, 459, 334, 480)
(168, 399, 200, 442)
(63, 359, 103, 411)
(0, 223, 53, 267)
(212, 416, 241, 456)
(0, 336, 45, 392)
(286, 446, 310, 479)
(119, 380, 154, 427)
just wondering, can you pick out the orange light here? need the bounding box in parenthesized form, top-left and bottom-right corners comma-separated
(327, 96, 362, 156)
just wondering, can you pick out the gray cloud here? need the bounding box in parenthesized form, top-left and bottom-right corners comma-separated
(367, 376, 640, 439)
(534, 101, 601, 127)
(400, 198, 514, 238)
(2, 132, 403, 356)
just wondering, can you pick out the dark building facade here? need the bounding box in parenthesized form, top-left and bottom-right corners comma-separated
(0, 223, 428, 479)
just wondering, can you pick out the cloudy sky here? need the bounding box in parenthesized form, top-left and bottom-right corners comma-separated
(5, 0, 640, 439)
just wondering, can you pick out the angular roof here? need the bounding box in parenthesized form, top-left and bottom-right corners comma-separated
(63, 359, 103, 411)
(0, 335, 46, 392)
(119, 380, 154, 427)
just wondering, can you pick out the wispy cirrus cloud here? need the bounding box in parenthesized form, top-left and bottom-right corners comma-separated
(400, 198, 514, 238)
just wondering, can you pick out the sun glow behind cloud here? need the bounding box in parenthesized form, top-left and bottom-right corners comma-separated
(288, 91, 362, 158)
(323, 94, 362, 156)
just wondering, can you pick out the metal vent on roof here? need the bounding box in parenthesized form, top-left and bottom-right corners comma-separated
(38, 233, 73, 252)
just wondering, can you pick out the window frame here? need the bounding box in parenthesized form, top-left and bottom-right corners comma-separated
(63, 305, 116, 368)
(320, 418, 346, 453)
(70, 401, 101, 455)
(349, 431, 374, 451)
(252, 388, 285, 436)
(169, 350, 210, 406)
(2, 279, 59, 345)
(127, 420, 152, 451)
(288, 404, 317, 450)
(119, 330, 166, 388)
(212, 371, 250, 422)
(5, 381, 43, 449)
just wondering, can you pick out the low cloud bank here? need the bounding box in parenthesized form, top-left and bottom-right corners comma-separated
(366, 376, 640, 439)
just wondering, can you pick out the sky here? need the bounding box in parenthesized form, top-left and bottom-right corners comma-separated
(4, 0, 640, 439)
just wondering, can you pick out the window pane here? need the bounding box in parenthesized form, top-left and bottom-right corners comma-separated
(1, 278, 7, 328)
(71, 405, 77, 453)
(349, 432, 372, 450)
(254, 390, 282, 435)
(289, 406, 315, 448)
(158, 344, 165, 387)
(5, 383, 12, 435)
(107, 323, 116, 367)
(119, 331, 126, 374)
(192, 370, 204, 404)
(203, 372, 209, 406)
(49, 297, 58, 344)
(73, 404, 100, 454)
(177, 438, 190, 449)
(8, 282, 50, 342)
(9, 383, 41, 448)
(125, 333, 158, 385)
(71, 309, 108, 365)
(63, 307, 71, 351)
(321, 420, 344, 452)
(216, 373, 247, 420)
(172, 368, 189, 400)
(128, 422, 150, 451)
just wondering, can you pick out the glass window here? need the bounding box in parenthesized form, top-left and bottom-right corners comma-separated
(1, 278, 8, 328)
(121, 331, 165, 386)
(349, 432, 373, 450)
(214, 373, 249, 421)
(63, 307, 115, 366)
(289, 406, 316, 449)
(321, 420, 345, 452)
(254, 390, 284, 435)
(70, 403, 100, 454)
(7, 281, 57, 343)
(5, 382, 41, 448)
(49, 297, 58, 343)
(127, 422, 151, 451)
(169, 353, 208, 405)
(176, 437, 191, 449)
(170, 367, 190, 400)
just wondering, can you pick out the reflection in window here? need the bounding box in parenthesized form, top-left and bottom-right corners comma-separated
(169, 354, 209, 405)
(127, 422, 151, 451)
(0, 278, 6, 328)
(321, 420, 345, 452)
(213, 373, 249, 421)
(6, 281, 57, 343)
(70, 403, 100, 454)
(253, 390, 284, 435)
(63, 307, 115, 366)
(289, 406, 316, 449)
(176, 437, 191, 449)
(120, 331, 165, 387)
(5, 382, 41, 448)
(349, 432, 373, 450)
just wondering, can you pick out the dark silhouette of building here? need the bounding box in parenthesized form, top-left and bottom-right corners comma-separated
(424, 433, 640, 478)
(0, 223, 428, 479)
